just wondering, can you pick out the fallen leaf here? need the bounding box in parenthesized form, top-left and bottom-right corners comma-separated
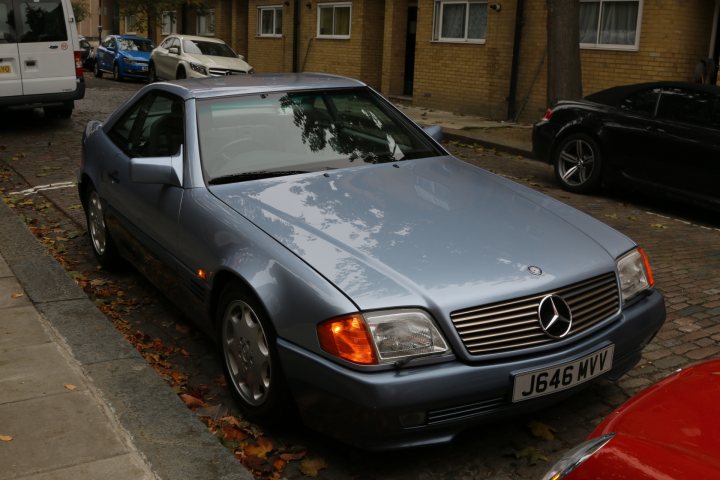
(180, 393, 204, 409)
(273, 458, 287, 472)
(170, 371, 187, 385)
(299, 457, 328, 477)
(528, 420, 555, 441)
(0, 435, 13, 442)
(652, 223, 668, 229)
(64, 384, 78, 391)
(222, 426, 248, 442)
(280, 450, 307, 462)
(514, 446, 548, 465)
(10, 292, 24, 299)
(243, 436, 274, 459)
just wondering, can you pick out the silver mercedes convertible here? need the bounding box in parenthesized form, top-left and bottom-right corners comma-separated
(79, 73, 665, 449)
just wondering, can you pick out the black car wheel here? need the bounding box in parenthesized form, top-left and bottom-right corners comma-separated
(218, 283, 290, 421)
(94, 60, 102, 78)
(148, 63, 157, 82)
(85, 187, 120, 269)
(113, 63, 123, 81)
(553, 133, 603, 193)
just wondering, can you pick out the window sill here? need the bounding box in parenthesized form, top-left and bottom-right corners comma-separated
(580, 43, 639, 52)
(316, 35, 351, 40)
(431, 39, 486, 45)
(257, 34, 284, 39)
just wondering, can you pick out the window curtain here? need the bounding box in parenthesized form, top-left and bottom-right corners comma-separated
(579, 2, 599, 43)
(468, 2, 488, 39)
(442, 4, 466, 39)
(599, 1, 638, 45)
(334, 6, 350, 35)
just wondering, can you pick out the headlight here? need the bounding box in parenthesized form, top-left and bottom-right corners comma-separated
(617, 247, 654, 303)
(542, 433, 615, 480)
(122, 57, 137, 64)
(248, 67, 255, 74)
(189, 62, 207, 75)
(317, 309, 449, 366)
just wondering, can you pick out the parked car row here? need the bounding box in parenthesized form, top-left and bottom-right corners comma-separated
(90, 34, 253, 83)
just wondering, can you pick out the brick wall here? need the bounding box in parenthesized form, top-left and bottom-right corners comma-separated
(412, 0, 717, 123)
(247, 1, 294, 71)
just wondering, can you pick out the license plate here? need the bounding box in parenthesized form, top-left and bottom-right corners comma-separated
(512, 344, 614, 402)
(0, 65, 11, 74)
(140, 66, 148, 71)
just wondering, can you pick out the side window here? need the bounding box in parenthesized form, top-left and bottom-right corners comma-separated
(0, 0, 16, 43)
(620, 88, 660, 116)
(17, 0, 68, 43)
(108, 93, 184, 158)
(656, 88, 714, 127)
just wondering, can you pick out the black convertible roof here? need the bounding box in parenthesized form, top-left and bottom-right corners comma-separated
(584, 81, 720, 107)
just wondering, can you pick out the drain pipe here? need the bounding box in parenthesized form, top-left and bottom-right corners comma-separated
(507, 0, 525, 120)
(293, 0, 301, 72)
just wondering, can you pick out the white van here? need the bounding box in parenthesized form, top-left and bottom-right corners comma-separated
(0, 0, 85, 118)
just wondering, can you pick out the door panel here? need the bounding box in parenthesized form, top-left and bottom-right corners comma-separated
(15, 0, 76, 96)
(0, 0, 21, 96)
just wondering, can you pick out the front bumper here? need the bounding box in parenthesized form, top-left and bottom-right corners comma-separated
(278, 289, 665, 450)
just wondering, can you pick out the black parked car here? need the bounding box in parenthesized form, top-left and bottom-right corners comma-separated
(532, 82, 720, 210)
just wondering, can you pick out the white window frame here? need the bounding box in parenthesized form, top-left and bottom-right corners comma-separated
(197, 9, 215, 36)
(432, 0, 488, 44)
(579, 0, 643, 51)
(162, 11, 177, 35)
(317, 2, 352, 39)
(257, 5, 283, 37)
(124, 15, 137, 34)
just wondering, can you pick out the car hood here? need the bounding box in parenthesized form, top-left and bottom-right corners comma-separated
(210, 156, 633, 311)
(184, 53, 250, 71)
(591, 359, 720, 469)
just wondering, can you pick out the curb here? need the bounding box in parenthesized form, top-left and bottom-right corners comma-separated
(0, 199, 253, 480)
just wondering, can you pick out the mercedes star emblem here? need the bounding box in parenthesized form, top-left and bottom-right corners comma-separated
(538, 295, 572, 338)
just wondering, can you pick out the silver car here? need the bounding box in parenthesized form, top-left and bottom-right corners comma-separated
(79, 74, 665, 449)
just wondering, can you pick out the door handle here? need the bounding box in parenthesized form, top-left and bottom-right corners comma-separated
(49, 45, 58, 49)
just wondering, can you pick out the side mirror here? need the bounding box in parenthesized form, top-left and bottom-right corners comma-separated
(423, 125, 443, 143)
(130, 146, 183, 186)
(237, 54, 245, 60)
(168, 46, 180, 55)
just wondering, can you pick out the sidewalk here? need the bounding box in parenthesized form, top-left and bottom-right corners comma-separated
(396, 104, 534, 157)
(0, 199, 253, 480)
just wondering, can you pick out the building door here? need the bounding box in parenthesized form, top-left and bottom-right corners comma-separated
(403, 5, 417, 96)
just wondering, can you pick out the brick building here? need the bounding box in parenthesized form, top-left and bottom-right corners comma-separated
(116, 0, 720, 123)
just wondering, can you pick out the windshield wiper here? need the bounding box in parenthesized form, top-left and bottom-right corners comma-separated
(208, 170, 308, 185)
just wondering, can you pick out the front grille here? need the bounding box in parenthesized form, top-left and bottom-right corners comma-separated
(451, 272, 620, 355)
(426, 397, 506, 425)
(208, 68, 249, 76)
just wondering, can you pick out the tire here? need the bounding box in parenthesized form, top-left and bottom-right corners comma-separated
(553, 133, 603, 194)
(218, 283, 290, 421)
(94, 60, 102, 78)
(85, 187, 121, 269)
(176, 66, 186, 80)
(113, 63, 123, 81)
(148, 63, 157, 82)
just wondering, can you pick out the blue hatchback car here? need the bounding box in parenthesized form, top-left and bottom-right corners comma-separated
(94, 35, 154, 81)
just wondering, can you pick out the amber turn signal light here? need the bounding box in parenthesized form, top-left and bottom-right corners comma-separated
(318, 314, 377, 365)
(638, 247, 654, 287)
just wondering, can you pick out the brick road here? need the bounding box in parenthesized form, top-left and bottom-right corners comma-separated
(1, 73, 719, 479)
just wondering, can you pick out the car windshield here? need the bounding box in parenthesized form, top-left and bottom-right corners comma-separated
(118, 38, 154, 52)
(183, 40, 236, 57)
(197, 88, 443, 183)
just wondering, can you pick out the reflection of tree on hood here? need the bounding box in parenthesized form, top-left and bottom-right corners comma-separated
(279, 94, 389, 165)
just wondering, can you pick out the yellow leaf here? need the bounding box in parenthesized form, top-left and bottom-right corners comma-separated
(10, 292, 24, 299)
(528, 420, 556, 441)
(0, 435, 13, 442)
(243, 436, 273, 459)
(64, 384, 78, 391)
(299, 457, 328, 477)
(652, 223, 668, 229)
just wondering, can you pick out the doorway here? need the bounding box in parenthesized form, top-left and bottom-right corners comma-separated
(403, 5, 417, 95)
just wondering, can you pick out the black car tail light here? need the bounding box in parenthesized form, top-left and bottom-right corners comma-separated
(542, 108, 554, 121)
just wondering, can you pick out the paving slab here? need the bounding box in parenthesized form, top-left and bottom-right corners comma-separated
(0, 276, 31, 309)
(0, 255, 11, 277)
(0, 306, 49, 349)
(0, 342, 86, 404)
(15, 454, 154, 480)
(0, 392, 133, 479)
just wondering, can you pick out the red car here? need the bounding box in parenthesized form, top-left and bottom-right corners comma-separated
(543, 358, 720, 480)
